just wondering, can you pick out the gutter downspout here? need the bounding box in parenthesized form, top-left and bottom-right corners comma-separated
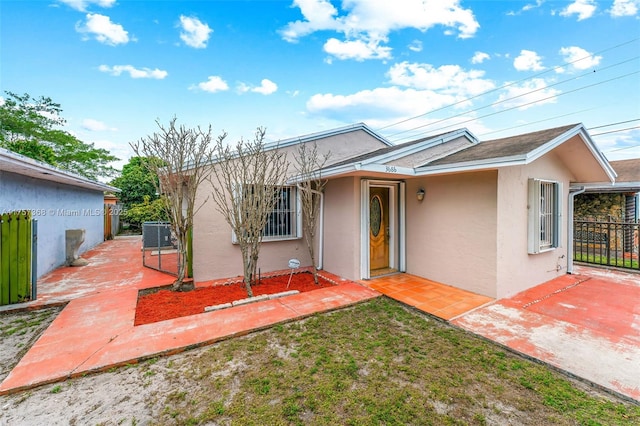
(567, 186, 585, 274)
(297, 185, 324, 270)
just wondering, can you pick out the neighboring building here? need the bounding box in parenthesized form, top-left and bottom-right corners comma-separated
(575, 158, 640, 222)
(0, 148, 118, 277)
(191, 123, 615, 299)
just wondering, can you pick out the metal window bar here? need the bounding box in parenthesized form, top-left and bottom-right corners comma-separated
(264, 187, 295, 239)
(539, 181, 555, 250)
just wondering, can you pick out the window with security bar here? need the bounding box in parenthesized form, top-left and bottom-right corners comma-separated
(528, 178, 562, 254)
(263, 186, 299, 239)
(232, 185, 301, 243)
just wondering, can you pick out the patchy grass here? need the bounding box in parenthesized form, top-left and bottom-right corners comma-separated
(0, 306, 62, 382)
(148, 298, 639, 425)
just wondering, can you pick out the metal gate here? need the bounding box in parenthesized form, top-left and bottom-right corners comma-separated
(142, 221, 180, 276)
(574, 219, 639, 270)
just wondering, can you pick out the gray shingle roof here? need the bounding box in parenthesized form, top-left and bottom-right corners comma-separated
(426, 124, 579, 166)
(326, 130, 461, 168)
(610, 158, 640, 182)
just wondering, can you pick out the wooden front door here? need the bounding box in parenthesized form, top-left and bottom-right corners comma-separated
(369, 187, 389, 271)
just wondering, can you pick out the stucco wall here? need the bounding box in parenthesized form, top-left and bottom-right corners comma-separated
(191, 129, 388, 282)
(496, 152, 573, 298)
(191, 190, 311, 282)
(322, 177, 361, 281)
(405, 171, 498, 297)
(0, 170, 105, 277)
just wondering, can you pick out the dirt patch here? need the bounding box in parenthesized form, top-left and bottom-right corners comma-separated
(0, 307, 62, 383)
(134, 272, 334, 325)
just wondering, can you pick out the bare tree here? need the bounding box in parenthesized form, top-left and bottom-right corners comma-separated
(293, 143, 330, 284)
(209, 128, 288, 297)
(131, 118, 217, 291)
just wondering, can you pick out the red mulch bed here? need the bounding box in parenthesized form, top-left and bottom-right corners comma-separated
(134, 272, 334, 325)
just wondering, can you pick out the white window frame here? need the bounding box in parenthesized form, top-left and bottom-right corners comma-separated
(231, 185, 302, 243)
(528, 178, 562, 254)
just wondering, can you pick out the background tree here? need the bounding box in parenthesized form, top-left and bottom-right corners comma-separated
(0, 91, 118, 179)
(111, 157, 159, 206)
(110, 156, 166, 230)
(293, 143, 330, 284)
(209, 128, 288, 297)
(131, 118, 216, 291)
(120, 195, 167, 226)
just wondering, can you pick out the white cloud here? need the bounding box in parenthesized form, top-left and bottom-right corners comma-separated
(193, 76, 229, 93)
(387, 62, 495, 97)
(253, 79, 278, 95)
(281, 0, 479, 61)
(179, 15, 212, 49)
(513, 50, 544, 71)
(324, 37, 392, 61)
(559, 46, 602, 70)
(99, 64, 168, 79)
(507, 0, 544, 15)
(76, 13, 129, 46)
(610, 0, 639, 17)
(496, 78, 561, 110)
(81, 118, 116, 131)
(560, 0, 597, 20)
(238, 79, 279, 95)
(307, 86, 458, 120)
(307, 61, 495, 122)
(522, 0, 545, 12)
(471, 51, 490, 64)
(408, 40, 423, 52)
(59, 0, 115, 12)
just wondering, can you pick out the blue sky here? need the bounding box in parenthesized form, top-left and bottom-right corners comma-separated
(2, 0, 639, 171)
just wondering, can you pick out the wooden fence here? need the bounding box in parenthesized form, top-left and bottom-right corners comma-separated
(0, 211, 36, 305)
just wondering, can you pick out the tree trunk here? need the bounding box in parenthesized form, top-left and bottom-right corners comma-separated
(172, 228, 188, 291)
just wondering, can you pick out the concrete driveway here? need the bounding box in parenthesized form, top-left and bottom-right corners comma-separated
(452, 265, 640, 402)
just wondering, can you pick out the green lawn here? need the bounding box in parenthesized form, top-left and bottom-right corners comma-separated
(574, 252, 639, 269)
(141, 298, 639, 425)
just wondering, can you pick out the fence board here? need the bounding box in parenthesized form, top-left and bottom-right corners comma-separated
(0, 212, 33, 304)
(8, 214, 19, 303)
(17, 212, 31, 300)
(0, 215, 9, 305)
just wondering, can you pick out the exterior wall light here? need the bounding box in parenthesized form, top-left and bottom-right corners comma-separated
(416, 188, 425, 202)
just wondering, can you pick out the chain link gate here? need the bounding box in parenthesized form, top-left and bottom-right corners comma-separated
(142, 221, 180, 276)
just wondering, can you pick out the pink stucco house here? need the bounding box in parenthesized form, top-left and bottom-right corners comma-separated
(192, 122, 615, 299)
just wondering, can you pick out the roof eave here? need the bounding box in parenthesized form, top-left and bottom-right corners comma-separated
(265, 122, 392, 151)
(0, 148, 119, 193)
(360, 128, 478, 166)
(415, 155, 527, 175)
(526, 124, 616, 183)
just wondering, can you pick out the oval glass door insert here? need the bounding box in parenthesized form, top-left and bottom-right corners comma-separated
(370, 195, 382, 237)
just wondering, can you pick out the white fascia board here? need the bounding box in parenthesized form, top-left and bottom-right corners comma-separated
(287, 162, 415, 183)
(287, 163, 359, 184)
(0, 147, 119, 193)
(264, 122, 392, 151)
(414, 155, 527, 176)
(359, 164, 415, 176)
(203, 123, 392, 170)
(576, 181, 640, 193)
(526, 124, 616, 183)
(359, 128, 476, 166)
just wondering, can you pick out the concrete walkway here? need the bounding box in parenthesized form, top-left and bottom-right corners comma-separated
(0, 237, 380, 395)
